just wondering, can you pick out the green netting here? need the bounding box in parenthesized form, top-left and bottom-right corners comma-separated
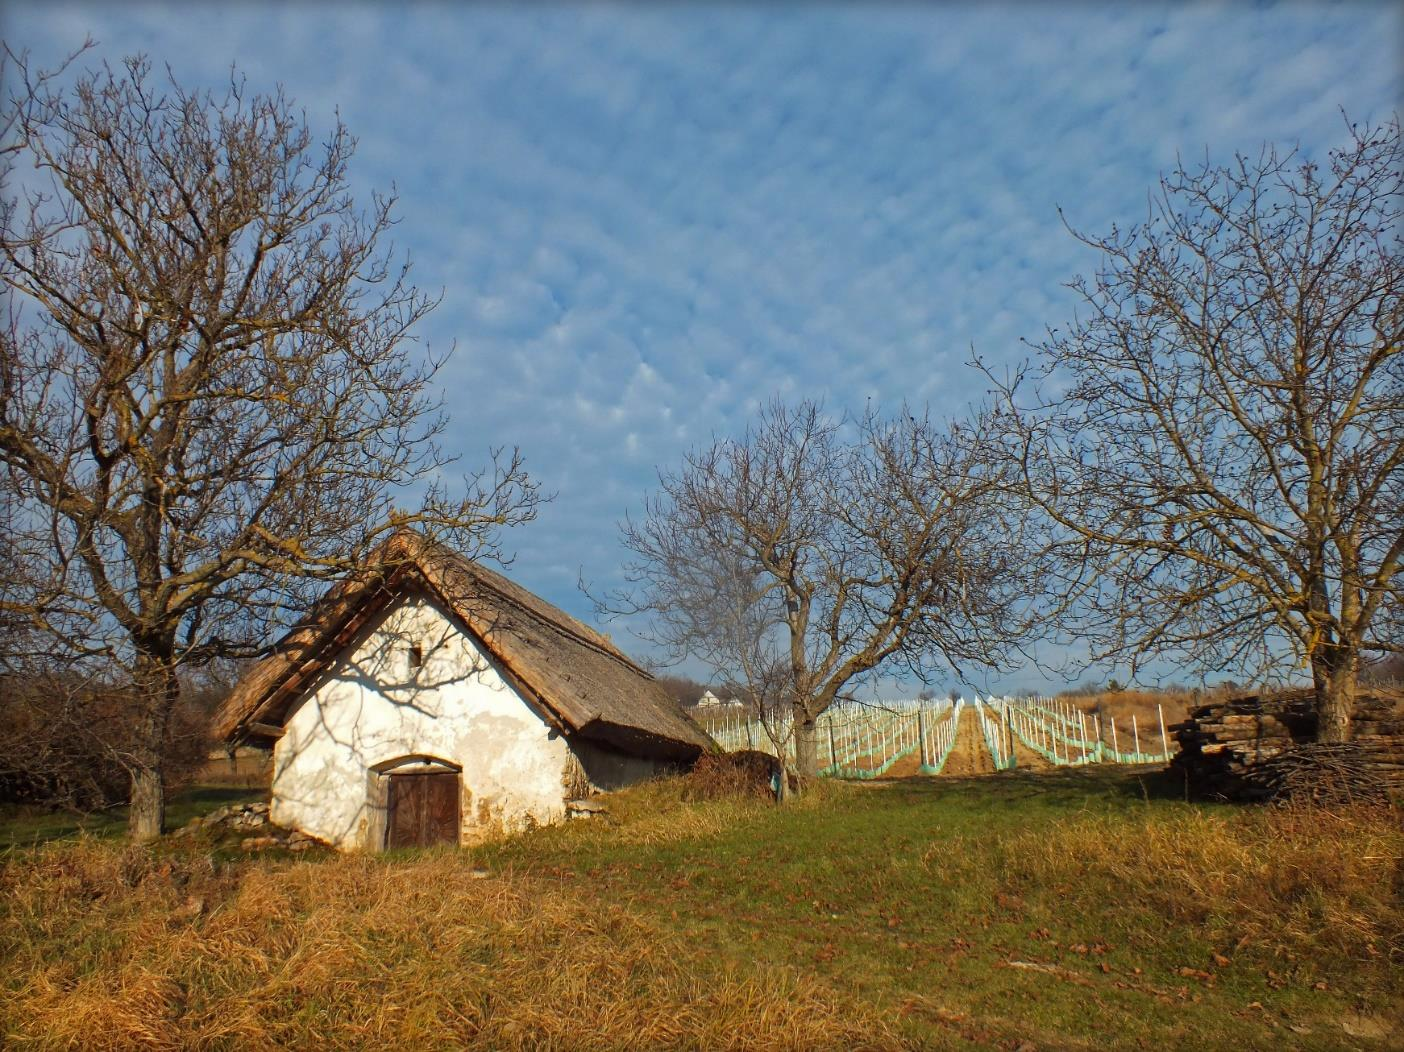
(999, 697, 1173, 766)
(710, 695, 1171, 776)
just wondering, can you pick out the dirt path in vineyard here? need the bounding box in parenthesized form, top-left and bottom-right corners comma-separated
(839, 708, 1060, 783)
(936, 707, 997, 777)
(994, 712, 1056, 772)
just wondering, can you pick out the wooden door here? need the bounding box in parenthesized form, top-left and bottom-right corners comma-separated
(386, 771, 460, 849)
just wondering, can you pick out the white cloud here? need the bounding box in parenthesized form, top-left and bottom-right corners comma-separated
(6, 0, 1398, 690)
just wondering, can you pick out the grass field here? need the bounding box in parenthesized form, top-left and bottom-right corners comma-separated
(2, 767, 1400, 1050)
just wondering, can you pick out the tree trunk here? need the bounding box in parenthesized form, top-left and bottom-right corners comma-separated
(774, 757, 792, 804)
(1313, 646, 1356, 744)
(128, 655, 178, 841)
(793, 705, 819, 779)
(129, 761, 165, 842)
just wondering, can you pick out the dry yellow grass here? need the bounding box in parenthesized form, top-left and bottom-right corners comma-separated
(1062, 688, 1195, 730)
(2, 840, 903, 1051)
(3, 769, 1400, 1051)
(987, 802, 1404, 965)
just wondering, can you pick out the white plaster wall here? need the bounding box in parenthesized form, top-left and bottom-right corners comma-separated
(271, 592, 574, 850)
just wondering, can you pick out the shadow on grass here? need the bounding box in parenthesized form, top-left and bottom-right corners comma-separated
(860, 762, 1207, 810)
(0, 785, 265, 849)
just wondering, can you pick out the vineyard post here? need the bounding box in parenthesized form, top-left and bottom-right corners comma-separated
(828, 719, 839, 772)
(1158, 705, 1169, 759)
(1110, 716, 1119, 759)
(918, 707, 927, 767)
(1132, 715, 1141, 761)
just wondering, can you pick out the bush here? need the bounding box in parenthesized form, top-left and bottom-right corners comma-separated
(0, 675, 213, 810)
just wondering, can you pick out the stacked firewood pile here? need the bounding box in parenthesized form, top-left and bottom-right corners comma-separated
(1170, 689, 1404, 804)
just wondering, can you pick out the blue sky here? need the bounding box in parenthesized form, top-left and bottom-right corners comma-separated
(5, 2, 1401, 695)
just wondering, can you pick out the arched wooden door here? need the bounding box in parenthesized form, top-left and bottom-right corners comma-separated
(385, 769, 460, 849)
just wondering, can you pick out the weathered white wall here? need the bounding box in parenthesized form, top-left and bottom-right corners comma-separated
(271, 592, 575, 850)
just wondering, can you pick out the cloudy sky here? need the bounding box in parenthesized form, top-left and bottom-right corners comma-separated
(6, 2, 1401, 694)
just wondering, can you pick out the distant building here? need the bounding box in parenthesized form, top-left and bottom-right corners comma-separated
(695, 689, 722, 708)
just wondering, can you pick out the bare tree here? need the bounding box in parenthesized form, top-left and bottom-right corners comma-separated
(985, 117, 1402, 743)
(0, 54, 542, 839)
(605, 399, 1039, 784)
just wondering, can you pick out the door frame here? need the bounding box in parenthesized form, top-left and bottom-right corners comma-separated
(366, 754, 462, 850)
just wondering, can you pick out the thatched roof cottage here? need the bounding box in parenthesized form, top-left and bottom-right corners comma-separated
(214, 531, 713, 850)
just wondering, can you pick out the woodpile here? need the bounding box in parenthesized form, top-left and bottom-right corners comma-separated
(1170, 689, 1404, 804)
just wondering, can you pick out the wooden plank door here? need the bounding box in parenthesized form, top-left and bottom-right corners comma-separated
(386, 771, 460, 848)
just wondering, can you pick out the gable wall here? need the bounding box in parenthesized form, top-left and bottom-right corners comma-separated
(271, 591, 574, 850)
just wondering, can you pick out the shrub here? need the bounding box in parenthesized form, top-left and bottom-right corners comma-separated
(0, 675, 213, 810)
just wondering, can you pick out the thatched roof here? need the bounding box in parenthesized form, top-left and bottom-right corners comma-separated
(213, 531, 714, 762)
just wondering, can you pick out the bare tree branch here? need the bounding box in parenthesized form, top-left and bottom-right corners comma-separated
(599, 398, 1042, 783)
(0, 54, 544, 838)
(982, 115, 1403, 744)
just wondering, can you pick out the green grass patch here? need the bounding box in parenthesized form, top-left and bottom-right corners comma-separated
(0, 785, 265, 849)
(2, 767, 1399, 1050)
